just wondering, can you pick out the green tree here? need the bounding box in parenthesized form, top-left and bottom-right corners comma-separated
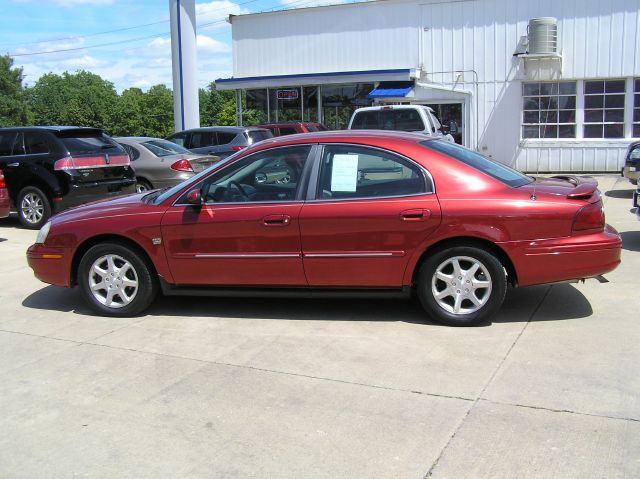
(0, 55, 30, 127)
(110, 87, 145, 137)
(26, 70, 119, 131)
(139, 84, 174, 137)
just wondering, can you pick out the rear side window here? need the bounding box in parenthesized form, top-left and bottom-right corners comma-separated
(0, 132, 15, 156)
(421, 140, 532, 187)
(24, 132, 51, 154)
(318, 145, 428, 200)
(216, 132, 236, 145)
(121, 144, 140, 161)
(190, 131, 216, 148)
(247, 130, 273, 143)
(59, 132, 120, 155)
(279, 127, 298, 136)
(168, 132, 187, 147)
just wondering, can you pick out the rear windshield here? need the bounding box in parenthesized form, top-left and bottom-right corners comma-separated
(142, 139, 190, 157)
(421, 140, 533, 188)
(59, 131, 121, 155)
(306, 124, 328, 132)
(351, 109, 425, 132)
(247, 130, 274, 143)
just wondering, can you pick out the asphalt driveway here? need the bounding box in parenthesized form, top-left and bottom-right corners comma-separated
(0, 175, 638, 478)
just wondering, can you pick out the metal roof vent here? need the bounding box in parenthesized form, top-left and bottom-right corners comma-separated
(528, 17, 558, 54)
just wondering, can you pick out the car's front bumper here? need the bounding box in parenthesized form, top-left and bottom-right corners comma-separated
(27, 244, 73, 287)
(506, 224, 622, 287)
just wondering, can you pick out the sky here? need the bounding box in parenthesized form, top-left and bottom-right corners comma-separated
(0, 0, 349, 92)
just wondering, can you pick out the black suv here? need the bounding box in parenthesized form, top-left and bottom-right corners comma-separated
(0, 126, 136, 229)
(166, 126, 273, 159)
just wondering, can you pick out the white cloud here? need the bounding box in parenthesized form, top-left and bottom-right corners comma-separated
(279, 0, 347, 7)
(196, 0, 250, 29)
(61, 54, 108, 68)
(197, 34, 230, 54)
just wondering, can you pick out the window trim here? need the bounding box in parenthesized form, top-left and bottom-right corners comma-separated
(172, 144, 317, 207)
(306, 143, 434, 203)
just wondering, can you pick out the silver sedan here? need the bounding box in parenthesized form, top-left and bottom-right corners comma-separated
(115, 137, 220, 193)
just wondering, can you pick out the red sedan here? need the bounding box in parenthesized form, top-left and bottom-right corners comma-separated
(27, 131, 621, 326)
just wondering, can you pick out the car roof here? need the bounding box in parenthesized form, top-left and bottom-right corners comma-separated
(0, 125, 104, 132)
(257, 122, 322, 127)
(246, 129, 435, 148)
(352, 105, 434, 113)
(173, 126, 268, 133)
(114, 136, 162, 142)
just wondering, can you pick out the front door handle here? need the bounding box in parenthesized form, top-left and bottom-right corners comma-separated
(400, 209, 431, 221)
(263, 214, 291, 226)
(7, 162, 19, 167)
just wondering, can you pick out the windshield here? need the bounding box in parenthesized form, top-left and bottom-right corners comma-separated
(421, 140, 533, 188)
(142, 139, 190, 157)
(151, 150, 243, 204)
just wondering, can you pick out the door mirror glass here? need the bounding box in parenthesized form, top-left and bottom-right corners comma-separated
(185, 188, 202, 205)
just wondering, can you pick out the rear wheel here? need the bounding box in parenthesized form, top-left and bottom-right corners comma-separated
(17, 186, 51, 229)
(78, 242, 158, 316)
(416, 246, 507, 326)
(135, 179, 152, 193)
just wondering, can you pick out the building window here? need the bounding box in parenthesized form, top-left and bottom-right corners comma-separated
(322, 83, 373, 130)
(522, 82, 577, 139)
(634, 79, 640, 138)
(583, 80, 626, 138)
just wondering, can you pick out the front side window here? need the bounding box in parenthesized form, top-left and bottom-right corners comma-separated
(317, 145, 427, 200)
(422, 140, 532, 188)
(196, 145, 311, 204)
(584, 80, 626, 138)
(522, 81, 577, 139)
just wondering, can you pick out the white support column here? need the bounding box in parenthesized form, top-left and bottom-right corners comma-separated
(170, 0, 200, 132)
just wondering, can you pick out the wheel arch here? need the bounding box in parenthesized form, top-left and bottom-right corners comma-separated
(410, 236, 518, 287)
(70, 234, 158, 286)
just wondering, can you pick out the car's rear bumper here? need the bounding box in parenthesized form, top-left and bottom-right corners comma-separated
(622, 165, 640, 183)
(506, 224, 622, 287)
(27, 244, 73, 287)
(0, 188, 10, 218)
(53, 179, 136, 213)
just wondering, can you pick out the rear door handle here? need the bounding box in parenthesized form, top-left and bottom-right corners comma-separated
(7, 162, 19, 167)
(263, 214, 291, 226)
(400, 209, 431, 221)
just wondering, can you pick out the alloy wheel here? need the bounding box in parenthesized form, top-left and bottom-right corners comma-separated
(88, 254, 139, 309)
(20, 193, 44, 225)
(431, 256, 492, 315)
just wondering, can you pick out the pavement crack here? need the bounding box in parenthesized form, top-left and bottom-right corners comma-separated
(422, 285, 552, 478)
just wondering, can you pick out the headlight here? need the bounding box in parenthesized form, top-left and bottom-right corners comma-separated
(35, 221, 51, 244)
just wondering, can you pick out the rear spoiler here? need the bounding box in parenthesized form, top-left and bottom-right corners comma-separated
(550, 175, 599, 200)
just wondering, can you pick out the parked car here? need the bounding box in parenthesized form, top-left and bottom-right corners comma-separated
(27, 131, 621, 326)
(348, 105, 455, 141)
(257, 122, 329, 136)
(166, 126, 273, 159)
(0, 126, 135, 229)
(633, 185, 640, 220)
(0, 169, 9, 218)
(622, 141, 640, 185)
(115, 137, 220, 193)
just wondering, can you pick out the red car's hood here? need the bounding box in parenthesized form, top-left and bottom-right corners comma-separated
(51, 192, 151, 224)
(520, 175, 599, 200)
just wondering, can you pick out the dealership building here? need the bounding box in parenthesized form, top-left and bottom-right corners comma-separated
(216, 0, 640, 172)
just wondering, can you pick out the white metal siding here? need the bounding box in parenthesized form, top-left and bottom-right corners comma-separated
(229, 0, 640, 172)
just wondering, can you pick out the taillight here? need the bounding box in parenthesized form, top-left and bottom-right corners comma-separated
(54, 154, 130, 170)
(0, 170, 5, 188)
(170, 159, 194, 172)
(231, 145, 246, 152)
(572, 201, 605, 233)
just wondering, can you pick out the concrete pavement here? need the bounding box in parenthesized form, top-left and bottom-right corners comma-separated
(0, 175, 638, 478)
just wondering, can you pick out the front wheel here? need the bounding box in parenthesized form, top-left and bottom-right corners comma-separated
(135, 179, 152, 193)
(416, 246, 507, 326)
(78, 242, 158, 316)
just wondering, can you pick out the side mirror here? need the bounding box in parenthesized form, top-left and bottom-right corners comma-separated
(185, 188, 202, 206)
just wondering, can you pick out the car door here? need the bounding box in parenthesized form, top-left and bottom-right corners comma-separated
(300, 144, 441, 287)
(161, 144, 315, 286)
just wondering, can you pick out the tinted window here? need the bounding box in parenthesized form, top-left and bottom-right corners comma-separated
(121, 144, 140, 161)
(318, 145, 427, 200)
(142, 139, 190, 157)
(216, 132, 236, 145)
(351, 111, 379, 129)
(190, 131, 216, 148)
(279, 127, 298, 136)
(0, 132, 14, 156)
(351, 110, 425, 131)
(11, 132, 25, 155)
(422, 140, 532, 188)
(247, 130, 273, 143)
(197, 145, 311, 203)
(24, 132, 51, 154)
(59, 132, 120, 155)
(168, 132, 187, 147)
(306, 124, 328, 132)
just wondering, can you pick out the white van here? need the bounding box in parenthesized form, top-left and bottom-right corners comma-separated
(348, 105, 455, 142)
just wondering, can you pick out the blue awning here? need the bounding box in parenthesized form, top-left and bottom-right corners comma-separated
(368, 82, 414, 99)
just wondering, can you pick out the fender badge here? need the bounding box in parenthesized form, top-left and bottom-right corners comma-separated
(152, 238, 162, 245)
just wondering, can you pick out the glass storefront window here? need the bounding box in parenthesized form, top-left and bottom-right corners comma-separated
(303, 86, 319, 122)
(322, 83, 374, 130)
(245, 89, 268, 125)
(269, 87, 302, 122)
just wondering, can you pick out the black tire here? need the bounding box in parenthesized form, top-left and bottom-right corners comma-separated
(135, 178, 153, 193)
(78, 242, 158, 317)
(17, 186, 51, 230)
(416, 246, 507, 326)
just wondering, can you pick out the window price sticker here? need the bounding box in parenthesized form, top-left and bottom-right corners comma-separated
(331, 154, 359, 192)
